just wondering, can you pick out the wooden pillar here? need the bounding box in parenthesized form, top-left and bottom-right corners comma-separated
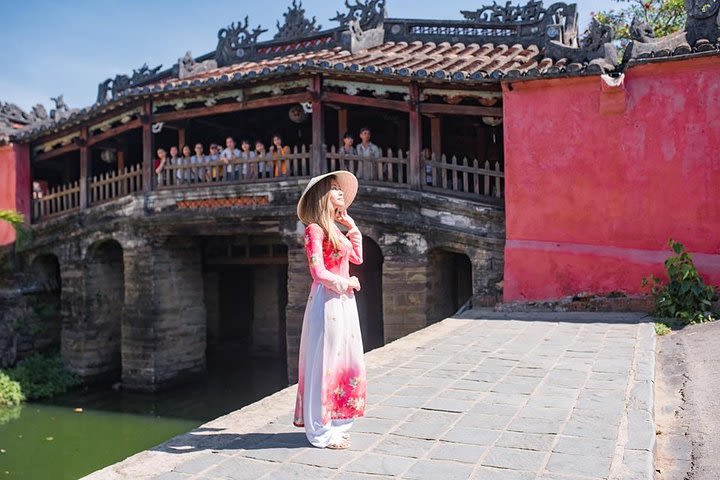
(178, 126, 186, 150)
(338, 108, 348, 148)
(408, 82, 422, 189)
(141, 98, 153, 191)
(430, 116, 442, 159)
(79, 126, 90, 209)
(310, 75, 324, 176)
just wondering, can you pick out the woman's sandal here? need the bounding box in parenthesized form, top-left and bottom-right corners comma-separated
(327, 436, 350, 450)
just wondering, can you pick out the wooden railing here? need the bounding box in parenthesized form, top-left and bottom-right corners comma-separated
(31, 145, 504, 221)
(157, 145, 311, 188)
(32, 181, 81, 220)
(325, 146, 409, 186)
(423, 154, 504, 198)
(89, 164, 143, 206)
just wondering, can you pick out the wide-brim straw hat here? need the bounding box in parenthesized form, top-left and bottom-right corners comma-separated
(297, 171, 358, 224)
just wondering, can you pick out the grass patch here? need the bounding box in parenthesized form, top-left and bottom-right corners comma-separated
(654, 322, 672, 336)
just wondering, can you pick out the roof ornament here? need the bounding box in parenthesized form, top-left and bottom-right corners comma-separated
(545, 17, 618, 72)
(331, 0, 386, 29)
(215, 16, 268, 67)
(178, 51, 218, 80)
(96, 63, 162, 105)
(461, 0, 546, 24)
(274, 0, 321, 40)
(629, 17, 655, 43)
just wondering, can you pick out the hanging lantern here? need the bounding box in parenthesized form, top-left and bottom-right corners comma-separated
(288, 104, 308, 123)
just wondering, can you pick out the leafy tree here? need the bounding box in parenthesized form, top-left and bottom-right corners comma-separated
(590, 0, 686, 46)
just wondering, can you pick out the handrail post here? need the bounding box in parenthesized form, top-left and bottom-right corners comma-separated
(79, 126, 90, 209)
(408, 82, 422, 189)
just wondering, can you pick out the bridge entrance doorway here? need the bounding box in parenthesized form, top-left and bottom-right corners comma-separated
(26, 254, 62, 356)
(201, 235, 289, 389)
(427, 248, 473, 324)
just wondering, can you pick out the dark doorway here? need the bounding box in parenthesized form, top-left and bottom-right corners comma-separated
(427, 248, 473, 324)
(351, 237, 384, 352)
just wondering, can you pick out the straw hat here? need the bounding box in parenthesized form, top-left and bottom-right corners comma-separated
(296, 171, 358, 224)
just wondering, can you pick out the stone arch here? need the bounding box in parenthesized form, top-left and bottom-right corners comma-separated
(27, 253, 62, 353)
(350, 235, 384, 352)
(85, 239, 125, 382)
(426, 246, 473, 324)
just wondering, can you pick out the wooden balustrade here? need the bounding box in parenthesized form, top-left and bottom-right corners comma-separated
(89, 164, 143, 206)
(31, 146, 504, 222)
(157, 145, 311, 188)
(423, 154, 504, 199)
(325, 146, 410, 186)
(32, 181, 81, 220)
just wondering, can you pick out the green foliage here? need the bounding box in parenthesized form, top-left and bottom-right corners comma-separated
(0, 210, 23, 227)
(4, 353, 81, 401)
(591, 0, 686, 45)
(642, 239, 718, 324)
(0, 371, 25, 407)
(654, 322, 672, 335)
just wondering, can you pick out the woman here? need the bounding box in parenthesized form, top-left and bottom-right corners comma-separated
(294, 171, 366, 449)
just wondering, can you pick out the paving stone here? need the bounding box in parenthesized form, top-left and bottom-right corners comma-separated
(153, 473, 192, 480)
(203, 457, 278, 480)
(507, 417, 563, 435)
(423, 397, 475, 413)
(495, 431, 556, 451)
(173, 454, 223, 474)
(427, 442, 487, 463)
(380, 395, 428, 408)
(455, 413, 512, 430)
(401, 459, 474, 480)
(352, 418, 400, 434)
(344, 453, 415, 476)
(290, 447, 358, 468)
(471, 466, 536, 480)
(545, 452, 613, 478)
(364, 405, 414, 421)
(552, 435, 615, 458)
(392, 421, 451, 440)
(441, 427, 501, 446)
(346, 432, 381, 452)
(481, 446, 547, 472)
(372, 434, 435, 458)
(258, 462, 335, 480)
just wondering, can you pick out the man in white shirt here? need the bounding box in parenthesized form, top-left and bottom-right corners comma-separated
(221, 136, 242, 181)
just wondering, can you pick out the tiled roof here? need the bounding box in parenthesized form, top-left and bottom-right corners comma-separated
(153, 41, 576, 87)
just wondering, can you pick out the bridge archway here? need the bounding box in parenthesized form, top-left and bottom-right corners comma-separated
(427, 247, 473, 324)
(28, 254, 62, 354)
(351, 236, 384, 352)
(85, 239, 125, 381)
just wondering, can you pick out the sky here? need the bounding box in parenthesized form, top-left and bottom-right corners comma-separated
(0, 0, 616, 112)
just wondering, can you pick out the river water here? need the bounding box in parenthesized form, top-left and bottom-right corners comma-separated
(0, 352, 288, 479)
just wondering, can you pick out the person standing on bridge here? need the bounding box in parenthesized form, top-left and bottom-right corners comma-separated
(294, 171, 366, 449)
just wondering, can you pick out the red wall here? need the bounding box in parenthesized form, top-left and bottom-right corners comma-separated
(503, 56, 720, 301)
(0, 143, 30, 246)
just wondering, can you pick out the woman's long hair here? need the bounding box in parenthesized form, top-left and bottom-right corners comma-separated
(299, 176, 343, 250)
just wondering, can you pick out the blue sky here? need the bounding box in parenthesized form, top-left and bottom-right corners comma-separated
(0, 0, 615, 111)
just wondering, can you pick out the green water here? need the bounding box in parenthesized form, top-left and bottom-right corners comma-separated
(0, 352, 288, 479)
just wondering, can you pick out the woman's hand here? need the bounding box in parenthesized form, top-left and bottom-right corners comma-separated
(335, 210, 356, 230)
(348, 276, 361, 291)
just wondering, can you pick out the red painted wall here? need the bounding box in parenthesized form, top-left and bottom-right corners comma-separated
(503, 56, 720, 301)
(0, 143, 30, 246)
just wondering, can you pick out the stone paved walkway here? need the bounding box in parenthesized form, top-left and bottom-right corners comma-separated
(83, 310, 656, 480)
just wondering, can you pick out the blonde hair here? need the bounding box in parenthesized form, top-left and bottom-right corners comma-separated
(298, 176, 343, 250)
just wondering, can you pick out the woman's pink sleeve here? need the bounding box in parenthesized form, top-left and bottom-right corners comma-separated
(346, 227, 363, 265)
(305, 224, 349, 294)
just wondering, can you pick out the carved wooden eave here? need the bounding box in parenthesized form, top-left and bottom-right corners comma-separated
(88, 108, 142, 136)
(34, 131, 82, 155)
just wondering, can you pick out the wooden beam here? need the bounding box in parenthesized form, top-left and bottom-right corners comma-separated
(419, 102, 502, 117)
(322, 91, 409, 113)
(87, 119, 141, 147)
(408, 83, 422, 189)
(338, 108, 348, 148)
(79, 126, 90, 210)
(430, 116, 442, 159)
(141, 99, 153, 191)
(152, 92, 312, 123)
(33, 143, 79, 162)
(310, 75, 324, 176)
